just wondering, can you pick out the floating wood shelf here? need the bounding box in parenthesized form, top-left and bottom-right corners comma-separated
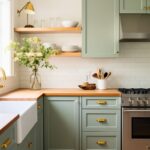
(14, 27, 82, 34)
(54, 52, 81, 57)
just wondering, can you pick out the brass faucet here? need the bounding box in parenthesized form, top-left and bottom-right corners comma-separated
(0, 68, 6, 88)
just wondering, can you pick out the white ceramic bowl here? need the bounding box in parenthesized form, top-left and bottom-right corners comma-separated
(61, 45, 81, 52)
(61, 20, 78, 27)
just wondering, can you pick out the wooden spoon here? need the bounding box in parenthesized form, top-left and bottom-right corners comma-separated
(105, 72, 111, 79)
(104, 72, 108, 79)
(92, 73, 99, 79)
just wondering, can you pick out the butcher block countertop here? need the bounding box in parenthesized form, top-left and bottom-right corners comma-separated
(0, 88, 121, 101)
(0, 113, 19, 134)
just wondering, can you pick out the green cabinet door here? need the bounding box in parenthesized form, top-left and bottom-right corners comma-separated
(120, 0, 147, 13)
(82, 0, 119, 57)
(44, 96, 80, 150)
(0, 123, 17, 150)
(17, 126, 36, 150)
(35, 97, 43, 150)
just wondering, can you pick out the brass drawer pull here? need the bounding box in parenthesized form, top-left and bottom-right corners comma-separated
(144, 6, 147, 10)
(1, 138, 12, 149)
(96, 140, 107, 145)
(96, 118, 107, 123)
(28, 142, 33, 149)
(37, 104, 42, 110)
(96, 100, 107, 105)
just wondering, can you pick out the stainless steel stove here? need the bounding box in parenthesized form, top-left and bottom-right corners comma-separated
(119, 88, 150, 150)
(119, 88, 150, 107)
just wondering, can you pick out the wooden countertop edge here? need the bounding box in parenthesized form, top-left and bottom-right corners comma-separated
(44, 92, 121, 97)
(0, 115, 19, 135)
(0, 88, 121, 100)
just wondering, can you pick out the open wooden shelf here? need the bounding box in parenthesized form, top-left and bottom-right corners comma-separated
(54, 52, 81, 57)
(14, 27, 82, 34)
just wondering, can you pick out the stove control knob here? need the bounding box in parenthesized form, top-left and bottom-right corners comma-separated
(136, 98, 141, 105)
(128, 98, 134, 105)
(143, 99, 149, 105)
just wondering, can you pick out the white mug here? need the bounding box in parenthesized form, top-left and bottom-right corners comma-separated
(97, 79, 107, 90)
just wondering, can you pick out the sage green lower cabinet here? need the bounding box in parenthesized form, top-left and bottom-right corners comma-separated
(81, 96, 121, 150)
(35, 97, 43, 150)
(82, 0, 119, 57)
(44, 96, 80, 150)
(82, 109, 120, 132)
(0, 123, 17, 150)
(82, 132, 120, 150)
(17, 125, 36, 150)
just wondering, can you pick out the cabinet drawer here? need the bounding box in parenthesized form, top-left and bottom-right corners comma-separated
(82, 132, 120, 150)
(82, 110, 120, 132)
(82, 97, 121, 109)
(0, 123, 16, 150)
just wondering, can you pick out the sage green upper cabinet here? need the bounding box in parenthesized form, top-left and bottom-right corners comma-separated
(44, 96, 80, 150)
(120, 0, 148, 13)
(82, 0, 119, 57)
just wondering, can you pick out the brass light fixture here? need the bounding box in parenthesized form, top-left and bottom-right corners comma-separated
(17, 1, 35, 28)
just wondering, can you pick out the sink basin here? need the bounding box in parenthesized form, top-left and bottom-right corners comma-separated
(0, 101, 37, 144)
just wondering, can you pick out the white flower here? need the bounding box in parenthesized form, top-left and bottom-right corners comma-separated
(36, 52, 43, 57)
(26, 52, 35, 57)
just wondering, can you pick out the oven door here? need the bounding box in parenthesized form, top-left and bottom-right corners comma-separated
(122, 108, 150, 150)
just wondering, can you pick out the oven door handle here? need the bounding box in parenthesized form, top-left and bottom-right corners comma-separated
(123, 109, 150, 112)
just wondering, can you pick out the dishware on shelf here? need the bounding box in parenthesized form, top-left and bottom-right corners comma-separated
(61, 45, 81, 52)
(61, 20, 78, 27)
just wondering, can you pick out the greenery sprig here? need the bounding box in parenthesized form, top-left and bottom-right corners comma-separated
(9, 37, 58, 70)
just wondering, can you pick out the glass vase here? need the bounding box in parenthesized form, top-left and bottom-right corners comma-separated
(30, 69, 41, 90)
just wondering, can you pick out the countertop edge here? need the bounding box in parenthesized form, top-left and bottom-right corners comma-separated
(0, 114, 19, 135)
(0, 88, 121, 101)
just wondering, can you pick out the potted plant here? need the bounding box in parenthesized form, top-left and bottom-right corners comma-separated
(9, 37, 58, 90)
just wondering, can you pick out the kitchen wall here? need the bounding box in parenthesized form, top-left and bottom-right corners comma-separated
(16, 0, 150, 89)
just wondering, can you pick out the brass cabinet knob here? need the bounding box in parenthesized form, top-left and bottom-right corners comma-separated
(96, 140, 107, 145)
(37, 104, 42, 110)
(96, 118, 107, 123)
(28, 142, 33, 149)
(96, 100, 107, 105)
(1, 138, 12, 149)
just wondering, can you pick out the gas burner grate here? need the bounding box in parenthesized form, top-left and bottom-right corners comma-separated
(118, 88, 150, 94)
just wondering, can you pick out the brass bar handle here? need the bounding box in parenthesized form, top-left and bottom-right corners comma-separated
(96, 140, 107, 145)
(96, 100, 107, 105)
(28, 142, 33, 149)
(144, 6, 147, 10)
(96, 118, 107, 123)
(37, 104, 42, 110)
(1, 138, 12, 149)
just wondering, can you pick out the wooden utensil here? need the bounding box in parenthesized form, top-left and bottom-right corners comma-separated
(105, 72, 111, 79)
(92, 73, 99, 79)
(104, 72, 108, 79)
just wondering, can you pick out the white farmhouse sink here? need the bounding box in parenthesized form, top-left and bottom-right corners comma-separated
(0, 101, 37, 144)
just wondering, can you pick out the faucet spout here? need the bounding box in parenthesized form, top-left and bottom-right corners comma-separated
(0, 68, 6, 88)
